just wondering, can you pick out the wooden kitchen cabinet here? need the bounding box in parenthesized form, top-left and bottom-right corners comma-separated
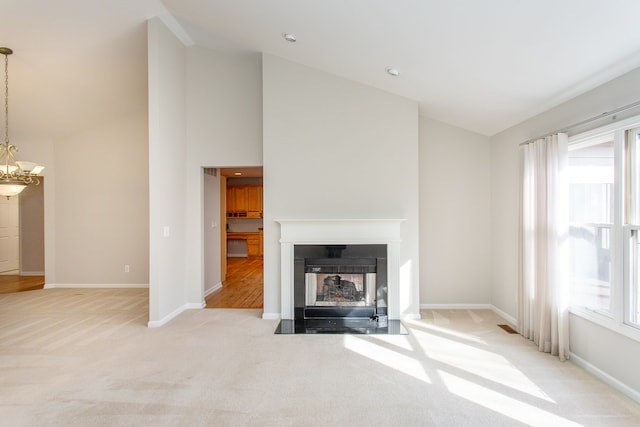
(226, 186, 236, 217)
(247, 185, 262, 218)
(233, 186, 248, 212)
(227, 232, 262, 258)
(226, 186, 248, 217)
(227, 185, 262, 218)
(247, 234, 260, 257)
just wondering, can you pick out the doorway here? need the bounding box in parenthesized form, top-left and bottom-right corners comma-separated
(0, 179, 45, 293)
(203, 167, 264, 308)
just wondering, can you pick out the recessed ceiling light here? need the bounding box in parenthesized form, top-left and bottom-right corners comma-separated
(386, 67, 400, 77)
(283, 33, 297, 43)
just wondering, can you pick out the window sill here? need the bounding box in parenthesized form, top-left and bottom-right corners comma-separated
(569, 306, 640, 343)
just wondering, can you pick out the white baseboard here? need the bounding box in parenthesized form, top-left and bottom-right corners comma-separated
(262, 313, 281, 320)
(402, 313, 422, 320)
(148, 304, 187, 328)
(570, 352, 640, 404)
(490, 305, 518, 326)
(204, 282, 222, 297)
(44, 283, 149, 289)
(147, 301, 205, 328)
(421, 303, 492, 310)
(19, 271, 45, 276)
(185, 302, 206, 309)
(419, 303, 518, 326)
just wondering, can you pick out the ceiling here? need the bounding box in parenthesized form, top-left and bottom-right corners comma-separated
(220, 167, 263, 178)
(3, 0, 640, 141)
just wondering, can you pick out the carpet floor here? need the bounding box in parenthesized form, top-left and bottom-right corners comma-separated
(1, 288, 639, 426)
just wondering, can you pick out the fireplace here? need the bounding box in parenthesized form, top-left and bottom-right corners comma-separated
(274, 219, 407, 334)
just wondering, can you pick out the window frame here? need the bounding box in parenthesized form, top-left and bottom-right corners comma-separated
(624, 224, 640, 326)
(623, 126, 640, 330)
(568, 115, 640, 343)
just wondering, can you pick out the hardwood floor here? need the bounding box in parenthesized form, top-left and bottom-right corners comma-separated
(0, 275, 45, 294)
(205, 257, 263, 308)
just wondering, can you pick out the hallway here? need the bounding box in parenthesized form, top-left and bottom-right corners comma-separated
(205, 258, 263, 308)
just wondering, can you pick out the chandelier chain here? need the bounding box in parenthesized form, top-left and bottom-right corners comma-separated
(3, 53, 8, 145)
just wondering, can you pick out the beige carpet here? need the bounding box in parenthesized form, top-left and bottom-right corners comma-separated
(1, 288, 639, 426)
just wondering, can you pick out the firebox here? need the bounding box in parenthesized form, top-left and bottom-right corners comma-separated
(293, 244, 387, 320)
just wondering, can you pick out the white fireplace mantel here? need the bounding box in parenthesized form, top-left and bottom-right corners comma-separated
(275, 219, 405, 320)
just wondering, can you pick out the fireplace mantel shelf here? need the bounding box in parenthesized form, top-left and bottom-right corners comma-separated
(275, 219, 406, 244)
(275, 218, 406, 222)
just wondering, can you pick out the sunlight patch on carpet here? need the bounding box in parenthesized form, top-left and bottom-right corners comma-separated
(439, 371, 580, 426)
(343, 335, 431, 383)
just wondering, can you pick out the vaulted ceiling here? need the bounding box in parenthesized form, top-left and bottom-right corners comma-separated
(4, 0, 640, 140)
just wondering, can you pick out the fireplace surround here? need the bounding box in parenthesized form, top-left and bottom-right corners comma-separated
(274, 219, 407, 334)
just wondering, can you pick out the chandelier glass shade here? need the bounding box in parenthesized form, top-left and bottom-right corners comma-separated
(0, 47, 44, 198)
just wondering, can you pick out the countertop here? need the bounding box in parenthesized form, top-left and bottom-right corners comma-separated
(227, 231, 262, 238)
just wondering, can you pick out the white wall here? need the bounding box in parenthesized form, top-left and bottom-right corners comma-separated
(203, 170, 221, 294)
(183, 46, 262, 305)
(185, 47, 262, 163)
(491, 66, 640, 398)
(148, 18, 188, 324)
(570, 315, 640, 397)
(419, 117, 491, 305)
(53, 112, 149, 286)
(16, 97, 147, 288)
(147, 29, 263, 323)
(262, 54, 420, 319)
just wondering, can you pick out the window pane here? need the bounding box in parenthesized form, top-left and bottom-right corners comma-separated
(626, 129, 640, 226)
(629, 229, 640, 325)
(568, 139, 614, 313)
(569, 224, 611, 311)
(627, 129, 640, 327)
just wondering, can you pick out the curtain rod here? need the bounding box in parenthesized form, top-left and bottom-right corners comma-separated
(520, 99, 640, 145)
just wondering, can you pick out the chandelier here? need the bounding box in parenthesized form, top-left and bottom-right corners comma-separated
(0, 47, 44, 198)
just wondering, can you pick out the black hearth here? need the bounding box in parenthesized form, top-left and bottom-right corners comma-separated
(275, 244, 407, 334)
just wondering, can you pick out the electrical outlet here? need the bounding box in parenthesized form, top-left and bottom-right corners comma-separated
(124, 265, 130, 273)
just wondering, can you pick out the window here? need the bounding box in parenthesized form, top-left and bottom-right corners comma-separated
(568, 118, 640, 336)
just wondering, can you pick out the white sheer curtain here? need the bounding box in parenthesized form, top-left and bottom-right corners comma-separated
(518, 133, 570, 361)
